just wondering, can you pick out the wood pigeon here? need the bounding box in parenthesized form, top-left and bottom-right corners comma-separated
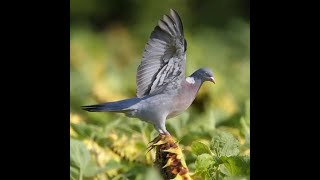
(82, 9, 215, 135)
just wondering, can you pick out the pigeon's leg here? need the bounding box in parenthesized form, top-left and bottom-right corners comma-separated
(147, 117, 170, 147)
(161, 130, 171, 136)
(147, 122, 170, 152)
(154, 120, 171, 136)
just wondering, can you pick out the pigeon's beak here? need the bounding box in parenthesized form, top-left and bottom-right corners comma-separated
(209, 77, 216, 84)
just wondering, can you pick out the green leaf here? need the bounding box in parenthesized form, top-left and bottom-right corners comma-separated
(221, 156, 250, 176)
(101, 160, 122, 172)
(144, 167, 163, 180)
(219, 163, 231, 176)
(71, 123, 95, 139)
(70, 166, 79, 180)
(191, 141, 213, 156)
(240, 99, 250, 147)
(240, 117, 250, 147)
(95, 136, 113, 148)
(70, 138, 90, 170)
(70, 138, 98, 178)
(83, 159, 99, 177)
(211, 130, 240, 157)
(195, 153, 214, 178)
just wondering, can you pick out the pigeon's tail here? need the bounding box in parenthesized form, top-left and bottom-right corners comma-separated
(82, 98, 141, 113)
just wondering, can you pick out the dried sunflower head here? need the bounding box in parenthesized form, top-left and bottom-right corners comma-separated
(149, 134, 192, 180)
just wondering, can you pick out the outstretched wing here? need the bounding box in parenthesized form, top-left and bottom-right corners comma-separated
(136, 9, 187, 97)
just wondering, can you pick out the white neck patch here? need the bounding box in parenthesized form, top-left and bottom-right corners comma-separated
(186, 77, 195, 84)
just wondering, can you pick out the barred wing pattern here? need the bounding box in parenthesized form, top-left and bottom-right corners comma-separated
(136, 9, 187, 97)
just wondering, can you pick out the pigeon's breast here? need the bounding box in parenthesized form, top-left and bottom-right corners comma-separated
(167, 80, 201, 118)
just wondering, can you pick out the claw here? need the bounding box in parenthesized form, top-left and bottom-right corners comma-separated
(146, 145, 155, 153)
(147, 134, 163, 145)
(146, 133, 167, 153)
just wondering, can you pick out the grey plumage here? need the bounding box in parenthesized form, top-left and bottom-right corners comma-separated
(136, 9, 186, 98)
(82, 9, 215, 135)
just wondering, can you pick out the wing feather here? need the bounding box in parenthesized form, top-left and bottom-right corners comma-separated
(136, 9, 187, 97)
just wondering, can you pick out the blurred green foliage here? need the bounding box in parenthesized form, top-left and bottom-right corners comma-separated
(70, 0, 249, 179)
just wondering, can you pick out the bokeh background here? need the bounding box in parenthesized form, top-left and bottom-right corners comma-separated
(70, 0, 249, 179)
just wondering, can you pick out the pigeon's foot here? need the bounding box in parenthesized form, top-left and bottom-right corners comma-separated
(146, 134, 192, 180)
(147, 134, 165, 152)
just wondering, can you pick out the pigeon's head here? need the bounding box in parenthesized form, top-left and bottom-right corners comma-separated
(192, 67, 216, 84)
